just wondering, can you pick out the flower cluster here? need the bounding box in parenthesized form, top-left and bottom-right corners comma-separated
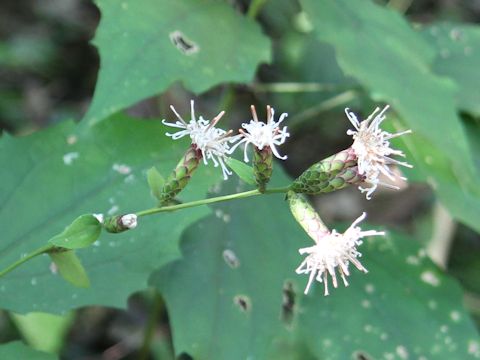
(345, 105, 412, 199)
(162, 101, 290, 179)
(161, 101, 412, 296)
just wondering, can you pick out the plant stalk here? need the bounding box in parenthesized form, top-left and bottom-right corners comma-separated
(0, 244, 54, 278)
(136, 186, 289, 217)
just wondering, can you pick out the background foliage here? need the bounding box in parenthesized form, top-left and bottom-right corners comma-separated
(0, 0, 479, 359)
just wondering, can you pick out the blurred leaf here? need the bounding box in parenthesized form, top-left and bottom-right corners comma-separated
(421, 23, 480, 117)
(84, 0, 271, 125)
(387, 115, 480, 233)
(226, 158, 255, 185)
(147, 166, 165, 201)
(0, 341, 55, 359)
(48, 215, 101, 250)
(0, 113, 221, 314)
(11, 312, 73, 354)
(49, 251, 90, 288)
(259, 0, 301, 37)
(0, 36, 55, 71)
(152, 171, 479, 359)
(300, 0, 474, 175)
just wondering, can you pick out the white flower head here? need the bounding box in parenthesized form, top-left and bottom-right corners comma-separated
(120, 214, 137, 229)
(230, 105, 290, 162)
(296, 212, 384, 296)
(345, 105, 412, 199)
(162, 100, 239, 180)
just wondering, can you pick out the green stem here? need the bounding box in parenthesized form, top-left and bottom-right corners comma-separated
(136, 186, 289, 217)
(247, 0, 268, 19)
(0, 187, 290, 278)
(0, 244, 53, 278)
(138, 291, 163, 360)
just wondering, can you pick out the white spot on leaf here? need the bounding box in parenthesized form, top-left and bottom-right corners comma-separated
(112, 163, 131, 175)
(450, 311, 461, 322)
(223, 249, 240, 269)
(396, 345, 409, 359)
(66, 135, 77, 145)
(421, 271, 440, 287)
(63, 152, 79, 165)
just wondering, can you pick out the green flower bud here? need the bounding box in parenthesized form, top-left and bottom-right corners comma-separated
(290, 148, 363, 194)
(103, 214, 138, 233)
(159, 145, 202, 205)
(253, 147, 273, 193)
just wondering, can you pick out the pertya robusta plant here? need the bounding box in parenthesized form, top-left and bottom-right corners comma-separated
(0, 101, 411, 296)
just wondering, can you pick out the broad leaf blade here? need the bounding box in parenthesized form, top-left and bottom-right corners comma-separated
(84, 0, 271, 125)
(422, 23, 480, 116)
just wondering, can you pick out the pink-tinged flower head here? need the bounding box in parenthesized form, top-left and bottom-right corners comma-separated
(345, 105, 412, 199)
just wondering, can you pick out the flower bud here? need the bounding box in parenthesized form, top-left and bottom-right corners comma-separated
(253, 147, 273, 193)
(104, 214, 138, 233)
(290, 148, 363, 194)
(120, 214, 137, 229)
(159, 144, 202, 205)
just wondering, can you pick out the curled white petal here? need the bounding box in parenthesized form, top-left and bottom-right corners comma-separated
(296, 212, 384, 296)
(345, 105, 412, 199)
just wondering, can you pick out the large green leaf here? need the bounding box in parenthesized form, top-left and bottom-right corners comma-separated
(84, 0, 271, 125)
(0, 114, 221, 314)
(300, 0, 474, 174)
(421, 23, 480, 117)
(0, 342, 56, 360)
(151, 173, 479, 359)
